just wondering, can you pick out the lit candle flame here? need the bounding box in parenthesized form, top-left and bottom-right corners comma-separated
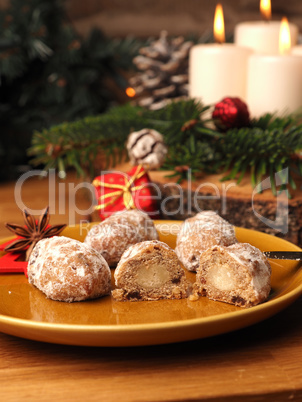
(125, 87, 136, 98)
(279, 17, 291, 55)
(260, 0, 271, 21)
(214, 4, 225, 44)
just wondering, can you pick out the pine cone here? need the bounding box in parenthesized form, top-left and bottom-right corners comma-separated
(129, 31, 193, 110)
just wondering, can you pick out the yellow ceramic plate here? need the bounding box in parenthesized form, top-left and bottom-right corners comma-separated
(0, 221, 302, 347)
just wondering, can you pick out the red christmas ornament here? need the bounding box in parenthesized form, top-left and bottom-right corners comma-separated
(212, 97, 250, 131)
(93, 165, 160, 220)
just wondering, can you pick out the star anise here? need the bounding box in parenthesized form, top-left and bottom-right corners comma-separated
(4, 206, 67, 261)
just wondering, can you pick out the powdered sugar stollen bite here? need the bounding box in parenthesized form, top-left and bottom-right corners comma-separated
(84, 209, 159, 266)
(112, 240, 191, 301)
(175, 211, 237, 272)
(27, 236, 111, 302)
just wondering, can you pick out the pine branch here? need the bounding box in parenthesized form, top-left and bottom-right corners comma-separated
(219, 124, 302, 192)
(29, 99, 211, 176)
(29, 104, 148, 176)
(28, 99, 302, 196)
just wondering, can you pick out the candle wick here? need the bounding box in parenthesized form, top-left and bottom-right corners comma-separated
(261, 15, 270, 22)
(260, 12, 272, 22)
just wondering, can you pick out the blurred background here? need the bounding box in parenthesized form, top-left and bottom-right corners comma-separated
(0, 0, 301, 181)
(64, 0, 302, 37)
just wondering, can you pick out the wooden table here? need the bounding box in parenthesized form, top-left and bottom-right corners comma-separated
(1, 172, 302, 401)
(0, 298, 301, 401)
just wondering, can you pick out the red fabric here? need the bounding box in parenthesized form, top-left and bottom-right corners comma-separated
(0, 239, 27, 275)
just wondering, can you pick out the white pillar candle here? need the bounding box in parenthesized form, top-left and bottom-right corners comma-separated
(189, 44, 252, 104)
(247, 55, 302, 117)
(247, 17, 302, 117)
(189, 3, 252, 105)
(292, 46, 302, 56)
(234, 21, 298, 55)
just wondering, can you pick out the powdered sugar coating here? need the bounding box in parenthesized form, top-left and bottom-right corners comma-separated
(196, 243, 271, 307)
(126, 128, 168, 170)
(176, 211, 237, 271)
(84, 209, 159, 266)
(226, 243, 271, 298)
(27, 236, 111, 302)
(111, 210, 159, 241)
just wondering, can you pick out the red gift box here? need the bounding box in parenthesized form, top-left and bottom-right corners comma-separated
(93, 165, 160, 220)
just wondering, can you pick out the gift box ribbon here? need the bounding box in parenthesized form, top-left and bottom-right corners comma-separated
(93, 165, 147, 211)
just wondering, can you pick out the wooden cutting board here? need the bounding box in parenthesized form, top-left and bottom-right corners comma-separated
(108, 162, 302, 246)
